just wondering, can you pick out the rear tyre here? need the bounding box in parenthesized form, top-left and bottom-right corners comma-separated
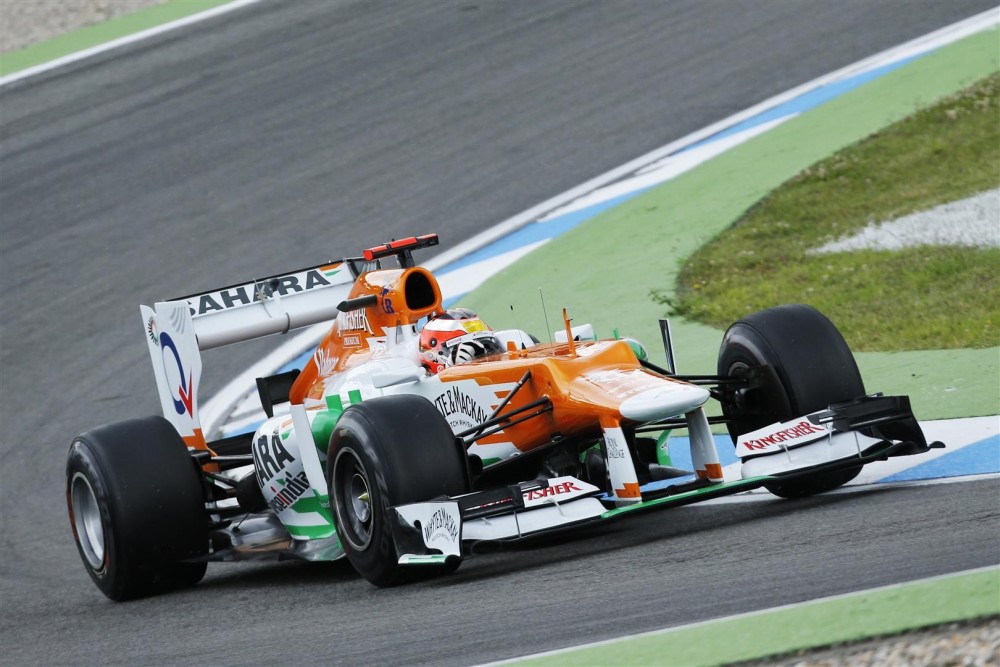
(66, 416, 208, 601)
(328, 395, 468, 586)
(718, 304, 865, 498)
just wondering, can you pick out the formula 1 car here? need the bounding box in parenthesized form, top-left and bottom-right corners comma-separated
(67, 234, 943, 600)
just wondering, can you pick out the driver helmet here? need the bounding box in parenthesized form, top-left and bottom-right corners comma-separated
(419, 308, 504, 374)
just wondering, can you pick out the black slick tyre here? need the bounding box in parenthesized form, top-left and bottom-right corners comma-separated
(328, 395, 468, 586)
(718, 304, 865, 498)
(66, 416, 208, 601)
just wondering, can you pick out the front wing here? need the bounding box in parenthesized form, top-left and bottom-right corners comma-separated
(390, 395, 943, 566)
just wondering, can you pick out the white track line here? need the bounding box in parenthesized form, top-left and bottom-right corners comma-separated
(201, 7, 1000, 436)
(0, 0, 263, 88)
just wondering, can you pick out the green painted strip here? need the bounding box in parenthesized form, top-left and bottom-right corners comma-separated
(326, 394, 344, 412)
(462, 29, 1000, 420)
(509, 567, 1000, 666)
(284, 523, 336, 539)
(310, 408, 340, 455)
(401, 555, 450, 565)
(0, 0, 234, 76)
(655, 430, 672, 467)
(347, 389, 363, 405)
(601, 477, 767, 519)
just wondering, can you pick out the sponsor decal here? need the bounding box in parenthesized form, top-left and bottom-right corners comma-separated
(422, 507, 459, 545)
(604, 429, 628, 460)
(268, 470, 310, 514)
(188, 269, 335, 317)
(434, 385, 491, 429)
(338, 308, 373, 335)
(380, 287, 395, 314)
(738, 419, 830, 454)
(159, 332, 194, 417)
(253, 433, 296, 486)
(342, 335, 361, 347)
(583, 368, 662, 400)
(524, 481, 582, 502)
(146, 316, 159, 347)
(314, 348, 338, 375)
(521, 476, 598, 507)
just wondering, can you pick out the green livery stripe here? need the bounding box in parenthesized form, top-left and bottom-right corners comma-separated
(655, 431, 672, 467)
(290, 492, 334, 521)
(325, 394, 344, 411)
(286, 492, 336, 539)
(311, 408, 341, 455)
(285, 523, 336, 539)
(601, 477, 769, 519)
(509, 567, 1000, 666)
(347, 389, 363, 405)
(401, 555, 450, 565)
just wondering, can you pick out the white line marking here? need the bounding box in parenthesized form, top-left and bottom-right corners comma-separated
(700, 472, 999, 505)
(476, 563, 1000, 667)
(0, 0, 263, 88)
(427, 7, 1000, 271)
(539, 116, 795, 220)
(201, 7, 1000, 436)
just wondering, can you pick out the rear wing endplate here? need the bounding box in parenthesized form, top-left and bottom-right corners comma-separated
(140, 260, 354, 446)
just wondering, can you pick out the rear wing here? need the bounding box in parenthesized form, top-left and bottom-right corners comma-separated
(140, 260, 354, 447)
(139, 234, 441, 448)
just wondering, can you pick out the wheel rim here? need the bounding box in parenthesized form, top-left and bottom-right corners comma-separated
(333, 448, 374, 550)
(70, 472, 105, 570)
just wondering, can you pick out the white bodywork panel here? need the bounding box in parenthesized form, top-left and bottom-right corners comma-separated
(736, 413, 885, 478)
(140, 302, 204, 442)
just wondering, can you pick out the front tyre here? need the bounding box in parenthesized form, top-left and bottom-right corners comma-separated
(66, 416, 208, 601)
(328, 395, 468, 586)
(718, 304, 866, 498)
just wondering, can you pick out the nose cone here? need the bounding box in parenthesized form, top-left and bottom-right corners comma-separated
(619, 383, 710, 422)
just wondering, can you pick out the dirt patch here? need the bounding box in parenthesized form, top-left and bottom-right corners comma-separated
(741, 617, 1000, 667)
(0, 0, 170, 53)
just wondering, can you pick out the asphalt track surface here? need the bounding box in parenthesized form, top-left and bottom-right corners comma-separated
(1, 1, 997, 664)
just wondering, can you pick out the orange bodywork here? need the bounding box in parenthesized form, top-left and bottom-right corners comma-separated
(290, 266, 442, 405)
(289, 263, 695, 454)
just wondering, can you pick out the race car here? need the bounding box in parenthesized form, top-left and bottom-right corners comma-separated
(66, 233, 943, 600)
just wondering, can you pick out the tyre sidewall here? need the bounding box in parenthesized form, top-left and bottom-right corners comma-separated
(67, 439, 133, 599)
(718, 305, 865, 498)
(328, 395, 467, 586)
(66, 416, 208, 600)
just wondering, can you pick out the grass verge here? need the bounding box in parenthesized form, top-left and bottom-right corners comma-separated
(661, 73, 1000, 352)
(507, 567, 1000, 667)
(461, 28, 1000, 418)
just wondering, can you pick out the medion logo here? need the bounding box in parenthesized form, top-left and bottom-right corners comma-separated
(189, 270, 335, 316)
(267, 471, 310, 514)
(742, 421, 827, 451)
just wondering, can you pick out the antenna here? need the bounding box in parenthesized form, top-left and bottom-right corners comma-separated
(538, 288, 553, 344)
(509, 304, 526, 349)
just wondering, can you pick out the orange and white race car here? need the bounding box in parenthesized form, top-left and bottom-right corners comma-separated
(66, 234, 942, 600)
